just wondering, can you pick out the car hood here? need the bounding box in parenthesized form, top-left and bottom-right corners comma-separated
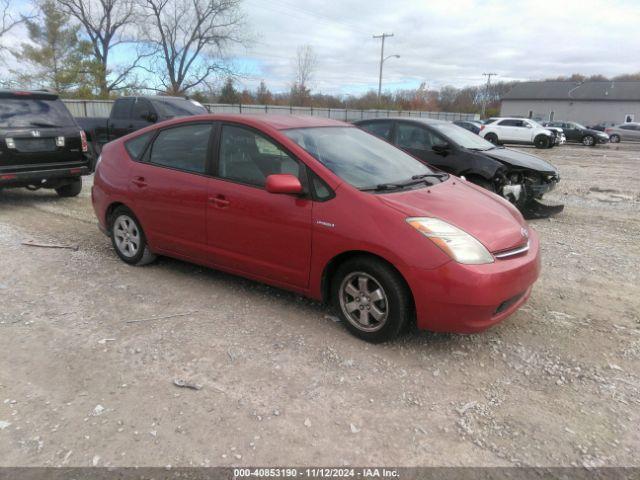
(377, 179, 528, 252)
(586, 128, 608, 136)
(481, 147, 557, 173)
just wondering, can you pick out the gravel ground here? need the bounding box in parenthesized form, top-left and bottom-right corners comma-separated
(0, 143, 638, 468)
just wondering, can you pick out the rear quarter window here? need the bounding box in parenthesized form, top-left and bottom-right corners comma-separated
(125, 131, 153, 160)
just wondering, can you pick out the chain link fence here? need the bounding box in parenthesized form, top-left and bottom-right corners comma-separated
(62, 99, 479, 122)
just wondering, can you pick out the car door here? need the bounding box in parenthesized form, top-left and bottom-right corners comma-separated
(107, 98, 134, 141)
(393, 121, 449, 169)
(562, 122, 579, 142)
(205, 123, 313, 289)
(496, 119, 519, 141)
(128, 98, 158, 135)
(128, 122, 213, 259)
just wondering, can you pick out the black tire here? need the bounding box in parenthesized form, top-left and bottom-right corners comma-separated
(485, 133, 499, 145)
(55, 178, 82, 197)
(466, 175, 495, 192)
(534, 135, 550, 149)
(582, 135, 595, 147)
(109, 206, 157, 266)
(331, 256, 412, 343)
(609, 134, 620, 143)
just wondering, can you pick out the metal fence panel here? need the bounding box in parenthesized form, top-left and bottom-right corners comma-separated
(63, 99, 480, 122)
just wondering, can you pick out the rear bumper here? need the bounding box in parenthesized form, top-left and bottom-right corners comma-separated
(0, 164, 91, 188)
(406, 230, 541, 333)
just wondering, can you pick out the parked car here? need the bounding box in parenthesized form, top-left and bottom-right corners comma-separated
(544, 121, 609, 146)
(479, 117, 555, 149)
(77, 95, 207, 155)
(92, 115, 541, 343)
(541, 125, 566, 146)
(453, 120, 482, 134)
(605, 123, 640, 143)
(355, 118, 563, 219)
(0, 89, 93, 196)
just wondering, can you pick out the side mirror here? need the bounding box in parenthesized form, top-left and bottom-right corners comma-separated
(141, 111, 157, 123)
(265, 174, 303, 195)
(432, 143, 450, 154)
(525, 123, 533, 128)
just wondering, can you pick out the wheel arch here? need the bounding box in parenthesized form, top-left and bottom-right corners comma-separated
(105, 201, 138, 234)
(320, 250, 415, 310)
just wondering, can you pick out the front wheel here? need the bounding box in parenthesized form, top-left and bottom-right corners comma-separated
(534, 135, 550, 149)
(110, 207, 157, 266)
(485, 133, 499, 145)
(582, 135, 595, 146)
(332, 257, 412, 343)
(609, 134, 620, 143)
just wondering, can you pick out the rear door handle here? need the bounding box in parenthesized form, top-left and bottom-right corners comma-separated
(209, 194, 229, 208)
(132, 176, 147, 188)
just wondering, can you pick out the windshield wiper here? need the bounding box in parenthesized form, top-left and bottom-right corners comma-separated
(411, 173, 448, 180)
(29, 121, 62, 128)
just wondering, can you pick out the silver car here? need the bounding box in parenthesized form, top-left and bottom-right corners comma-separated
(606, 123, 640, 143)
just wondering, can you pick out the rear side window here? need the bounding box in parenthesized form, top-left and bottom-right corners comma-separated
(148, 123, 212, 174)
(358, 121, 393, 140)
(218, 125, 300, 187)
(125, 131, 153, 160)
(111, 99, 134, 119)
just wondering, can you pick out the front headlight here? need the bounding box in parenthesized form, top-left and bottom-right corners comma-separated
(406, 217, 494, 265)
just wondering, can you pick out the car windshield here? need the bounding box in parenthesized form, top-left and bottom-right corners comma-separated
(431, 123, 496, 151)
(573, 122, 587, 129)
(284, 126, 438, 190)
(528, 119, 545, 128)
(0, 98, 76, 128)
(153, 98, 207, 118)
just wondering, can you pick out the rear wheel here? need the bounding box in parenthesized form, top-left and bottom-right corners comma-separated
(55, 178, 82, 197)
(582, 135, 595, 146)
(609, 134, 620, 143)
(110, 206, 156, 266)
(534, 135, 550, 149)
(485, 133, 499, 145)
(332, 256, 412, 343)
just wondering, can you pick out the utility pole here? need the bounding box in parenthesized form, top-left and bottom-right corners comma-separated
(481, 72, 498, 118)
(374, 33, 394, 98)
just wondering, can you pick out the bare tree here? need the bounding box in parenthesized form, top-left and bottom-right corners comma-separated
(139, 0, 243, 95)
(56, 0, 145, 97)
(290, 44, 316, 106)
(1, 0, 29, 49)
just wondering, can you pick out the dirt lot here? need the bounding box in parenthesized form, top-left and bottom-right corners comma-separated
(0, 143, 638, 468)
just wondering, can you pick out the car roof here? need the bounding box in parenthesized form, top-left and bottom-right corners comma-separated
(0, 89, 59, 100)
(144, 114, 350, 131)
(355, 117, 449, 125)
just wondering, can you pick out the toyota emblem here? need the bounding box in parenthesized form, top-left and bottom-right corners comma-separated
(521, 227, 529, 238)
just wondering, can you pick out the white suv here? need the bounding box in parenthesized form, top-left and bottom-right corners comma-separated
(480, 117, 556, 149)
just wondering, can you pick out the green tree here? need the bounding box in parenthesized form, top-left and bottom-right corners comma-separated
(14, 0, 97, 96)
(218, 77, 239, 104)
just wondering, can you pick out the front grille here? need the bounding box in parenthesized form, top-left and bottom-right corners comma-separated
(494, 241, 530, 259)
(14, 138, 57, 153)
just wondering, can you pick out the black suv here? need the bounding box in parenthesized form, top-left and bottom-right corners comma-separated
(0, 90, 93, 196)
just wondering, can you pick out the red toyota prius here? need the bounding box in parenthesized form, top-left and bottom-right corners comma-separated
(92, 115, 540, 342)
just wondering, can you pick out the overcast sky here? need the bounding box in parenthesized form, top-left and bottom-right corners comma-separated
(3, 0, 640, 94)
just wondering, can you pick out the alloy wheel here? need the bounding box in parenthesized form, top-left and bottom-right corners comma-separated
(339, 272, 389, 332)
(113, 214, 141, 258)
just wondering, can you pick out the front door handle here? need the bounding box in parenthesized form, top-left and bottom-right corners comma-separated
(209, 194, 229, 208)
(132, 176, 147, 188)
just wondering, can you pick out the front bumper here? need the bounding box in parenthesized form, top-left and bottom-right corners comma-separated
(406, 230, 541, 333)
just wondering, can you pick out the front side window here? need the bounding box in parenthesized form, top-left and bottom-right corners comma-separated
(218, 125, 300, 187)
(396, 123, 443, 150)
(358, 121, 393, 140)
(284, 127, 437, 190)
(131, 99, 154, 121)
(148, 123, 211, 174)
